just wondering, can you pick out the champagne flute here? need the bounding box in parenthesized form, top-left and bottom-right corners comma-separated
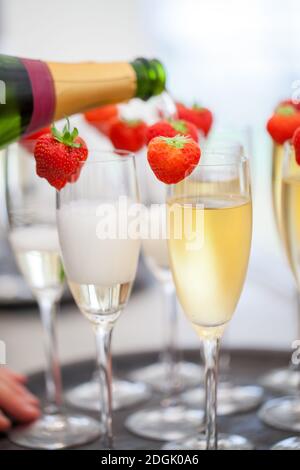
(163, 148, 253, 450)
(56, 150, 141, 447)
(62, 123, 151, 415)
(260, 142, 300, 449)
(180, 140, 263, 415)
(5, 142, 101, 449)
(260, 142, 300, 393)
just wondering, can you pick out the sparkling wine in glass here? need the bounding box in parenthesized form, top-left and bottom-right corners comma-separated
(163, 148, 253, 450)
(5, 143, 101, 449)
(180, 140, 263, 415)
(10, 226, 64, 297)
(56, 150, 141, 447)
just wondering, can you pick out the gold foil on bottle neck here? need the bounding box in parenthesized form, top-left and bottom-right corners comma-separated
(47, 61, 137, 120)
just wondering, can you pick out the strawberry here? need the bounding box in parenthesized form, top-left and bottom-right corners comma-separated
(34, 119, 88, 190)
(21, 127, 51, 153)
(266, 105, 300, 145)
(176, 103, 213, 136)
(109, 119, 147, 152)
(176, 102, 187, 117)
(84, 105, 118, 136)
(146, 119, 198, 144)
(292, 127, 300, 165)
(147, 135, 201, 184)
(146, 121, 176, 144)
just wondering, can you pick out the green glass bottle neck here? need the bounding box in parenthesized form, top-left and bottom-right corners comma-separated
(131, 58, 166, 100)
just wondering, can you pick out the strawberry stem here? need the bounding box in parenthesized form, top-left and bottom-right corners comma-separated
(51, 118, 81, 148)
(276, 105, 296, 116)
(192, 103, 204, 111)
(159, 135, 192, 148)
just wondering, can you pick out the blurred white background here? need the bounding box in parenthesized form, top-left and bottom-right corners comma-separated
(1, 0, 300, 372)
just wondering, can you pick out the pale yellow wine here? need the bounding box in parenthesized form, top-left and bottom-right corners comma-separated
(9, 226, 64, 299)
(282, 176, 300, 288)
(168, 196, 252, 339)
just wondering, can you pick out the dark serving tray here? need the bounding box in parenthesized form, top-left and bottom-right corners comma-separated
(0, 349, 297, 450)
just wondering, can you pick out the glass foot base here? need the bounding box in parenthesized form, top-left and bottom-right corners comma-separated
(260, 367, 300, 394)
(125, 405, 204, 442)
(162, 433, 254, 450)
(8, 412, 102, 450)
(181, 383, 263, 415)
(272, 437, 300, 450)
(129, 361, 203, 393)
(66, 378, 151, 412)
(259, 396, 300, 432)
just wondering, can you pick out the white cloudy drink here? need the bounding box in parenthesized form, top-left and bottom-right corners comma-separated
(57, 199, 140, 324)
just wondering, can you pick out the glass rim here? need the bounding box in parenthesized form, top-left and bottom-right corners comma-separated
(79, 149, 136, 164)
(192, 152, 248, 168)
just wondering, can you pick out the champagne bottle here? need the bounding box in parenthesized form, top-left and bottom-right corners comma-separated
(0, 55, 166, 148)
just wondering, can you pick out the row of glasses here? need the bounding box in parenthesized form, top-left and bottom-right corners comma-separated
(5, 143, 145, 449)
(4, 143, 101, 449)
(6, 141, 200, 449)
(4, 135, 277, 450)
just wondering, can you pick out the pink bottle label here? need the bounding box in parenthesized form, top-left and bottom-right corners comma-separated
(21, 58, 56, 135)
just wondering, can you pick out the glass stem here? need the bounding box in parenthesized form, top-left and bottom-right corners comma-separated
(219, 328, 231, 385)
(38, 297, 62, 414)
(94, 323, 113, 448)
(160, 281, 179, 399)
(296, 290, 300, 351)
(203, 337, 220, 450)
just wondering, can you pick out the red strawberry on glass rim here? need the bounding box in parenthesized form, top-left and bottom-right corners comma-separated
(147, 135, 201, 184)
(109, 119, 147, 152)
(176, 102, 213, 136)
(34, 118, 88, 190)
(267, 105, 300, 145)
(146, 119, 198, 144)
